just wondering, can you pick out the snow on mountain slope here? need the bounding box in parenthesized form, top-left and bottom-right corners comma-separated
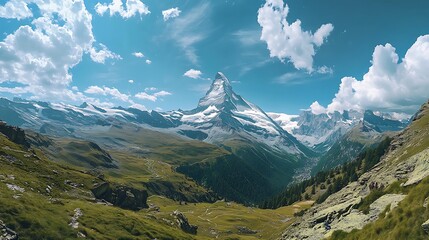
(176, 72, 308, 154)
(270, 108, 409, 152)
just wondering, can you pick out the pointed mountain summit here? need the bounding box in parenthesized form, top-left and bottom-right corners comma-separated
(198, 72, 250, 110)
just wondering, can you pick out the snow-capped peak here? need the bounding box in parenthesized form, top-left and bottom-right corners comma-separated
(197, 72, 252, 111)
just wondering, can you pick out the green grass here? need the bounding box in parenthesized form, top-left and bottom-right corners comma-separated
(0, 134, 194, 239)
(147, 196, 314, 239)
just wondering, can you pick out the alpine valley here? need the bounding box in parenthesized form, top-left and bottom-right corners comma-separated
(1, 72, 426, 240)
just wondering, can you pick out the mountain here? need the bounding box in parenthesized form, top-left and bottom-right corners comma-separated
(270, 108, 408, 153)
(0, 72, 315, 203)
(281, 99, 429, 239)
(175, 72, 310, 154)
(313, 120, 391, 173)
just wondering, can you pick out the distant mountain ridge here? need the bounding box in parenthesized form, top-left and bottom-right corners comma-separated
(269, 107, 409, 153)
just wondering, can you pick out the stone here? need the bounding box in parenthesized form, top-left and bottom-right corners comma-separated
(422, 219, 429, 234)
(172, 210, 198, 235)
(69, 208, 83, 229)
(91, 182, 148, 210)
(0, 220, 18, 240)
(237, 226, 257, 234)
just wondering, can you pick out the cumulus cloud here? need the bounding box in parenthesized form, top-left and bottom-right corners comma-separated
(135, 92, 156, 101)
(322, 35, 429, 114)
(0, 0, 33, 20)
(85, 86, 130, 102)
(135, 90, 172, 102)
(310, 101, 327, 115)
(317, 66, 333, 75)
(145, 59, 152, 64)
(95, 0, 150, 19)
(183, 69, 203, 79)
(128, 79, 134, 83)
(0, 0, 120, 101)
(257, 0, 333, 72)
(154, 90, 172, 97)
(132, 52, 144, 58)
(90, 43, 122, 63)
(162, 7, 181, 21)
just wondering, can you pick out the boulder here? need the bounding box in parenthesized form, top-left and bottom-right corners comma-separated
(422, 219, 429, 234)
(172, 210, 198, 235)
(91, 182, 148, 210)
(0, 220, 18, 240)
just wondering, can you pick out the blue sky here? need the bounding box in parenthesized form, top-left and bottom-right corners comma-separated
(0, 0, 429, 114)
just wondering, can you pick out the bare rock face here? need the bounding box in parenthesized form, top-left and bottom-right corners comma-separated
(422, 219, 429, 234)
(0, 121, 29, 148)
(0, 220, 18, 240)
(91, 182, 148, 211)
(172, 210, 198, 235)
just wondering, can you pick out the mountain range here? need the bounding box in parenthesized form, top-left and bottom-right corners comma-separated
(0, 72, 409, 202)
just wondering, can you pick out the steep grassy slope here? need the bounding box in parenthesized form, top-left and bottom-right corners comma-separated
(177, 137, 307, 203)
(327, 101, 429, 239)
(0, 132, 193, 239)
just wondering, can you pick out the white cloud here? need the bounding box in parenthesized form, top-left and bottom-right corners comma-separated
(0, 0, 120, 102)
(257, 0, 333, 72)
(168, 2, 211, 64)
(128, 79, 134, 83)
(0, 86, 28, 94)
(324, 35, 429, 114)
(135, 90, 172, 102)
(154, 90, 171, 97)
(71, 86, 79, 91)
(162, 7, 181, 21)
(145, 59, 152, 64)
(135, 92, 156, 101)
(0, 0, 33, 20)
(317, 66, 333, 75)
(95, 0, 150, 19)
(90, 43, 122, 63)
(183, 69, 202, 79)
(132, 52, 144, 58)
(310, 101, 327, 115)
(145, 87, 157, 92)
(85, 86, 130, 102)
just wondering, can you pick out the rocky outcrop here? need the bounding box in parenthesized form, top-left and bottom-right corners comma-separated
(143, 180, 218, 203)
(91, 182, 148, 211)
(0, 220, 18, 240)
(172, 210, 198, 235)
(0, 121, 29, 148)
(422, 219, 429, 234)
(69, 208, 83, 229)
